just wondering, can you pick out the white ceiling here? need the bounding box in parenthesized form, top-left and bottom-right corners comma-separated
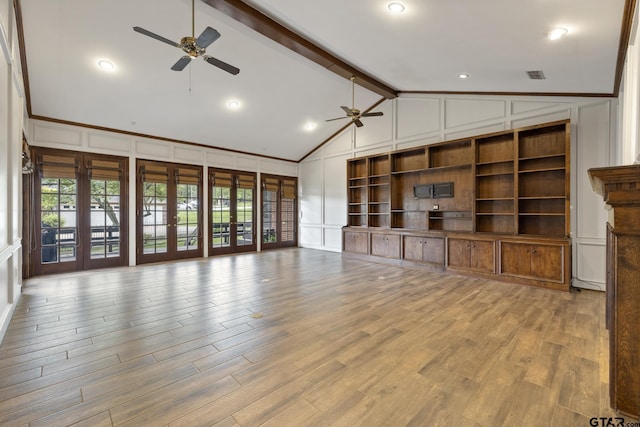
(19, 0, 628, 162)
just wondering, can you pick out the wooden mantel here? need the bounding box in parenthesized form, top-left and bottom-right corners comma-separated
(588, 164, 640, 419)
(589, 164, 640, 207)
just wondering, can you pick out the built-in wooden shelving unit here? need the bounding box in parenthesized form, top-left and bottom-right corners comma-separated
(343, 120, 571, 291)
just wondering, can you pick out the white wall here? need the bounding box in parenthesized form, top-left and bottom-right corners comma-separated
(620, 1, 640, 165)
(0, 0, 26, 339)
(299, 94, 617, 291)
(27, 119, 298, 263)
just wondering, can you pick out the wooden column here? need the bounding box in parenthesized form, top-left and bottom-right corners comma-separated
(589, 164, 640, 419)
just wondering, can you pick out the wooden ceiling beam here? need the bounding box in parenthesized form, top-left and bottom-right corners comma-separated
(201, 0, 398, 99)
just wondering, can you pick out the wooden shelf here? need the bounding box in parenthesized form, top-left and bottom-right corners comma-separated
(518, 167, 565, 174)
(392, 148, 426, 173)
(477, 212, 514, 216)
(519, 196, 565, 200)
(476, 171, 513, 177)
(476, 159, 514, 166)
(428, 210, 472, 232)
(520, 153, 566, 161)
(426, 164, 472, 172)
(391, 169, 424, 175)
(429, 139, 472, 168)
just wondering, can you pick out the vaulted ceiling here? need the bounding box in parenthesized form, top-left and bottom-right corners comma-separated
(18, 0, 633, 162)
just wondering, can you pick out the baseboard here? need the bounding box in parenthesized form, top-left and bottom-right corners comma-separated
(0, 293, 20, 345)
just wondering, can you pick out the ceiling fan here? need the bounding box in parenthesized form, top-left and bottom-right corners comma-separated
(133, 0, 239, 75)
(326, 76, 383, 127)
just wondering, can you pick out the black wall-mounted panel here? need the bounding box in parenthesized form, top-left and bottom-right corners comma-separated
(413, 182, 454, 199)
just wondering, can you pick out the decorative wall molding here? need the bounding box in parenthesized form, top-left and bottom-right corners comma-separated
(300, 94, 617, 290)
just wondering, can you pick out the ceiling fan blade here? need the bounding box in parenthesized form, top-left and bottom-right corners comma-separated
(196, 26, 221, 48)
(354, 119, 364, 127)
(362, 112, 384, 117)
(326, 117, 348, 122)
(340, 106, 353, 116)
(133, 26, 179, 48)
(204, 55, 240, 75)
(171, 56, 192, 71)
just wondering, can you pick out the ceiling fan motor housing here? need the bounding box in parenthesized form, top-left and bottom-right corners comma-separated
(180, 36, 201, 58)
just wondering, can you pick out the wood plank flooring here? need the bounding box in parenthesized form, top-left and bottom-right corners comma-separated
(0, 248, 631, 426)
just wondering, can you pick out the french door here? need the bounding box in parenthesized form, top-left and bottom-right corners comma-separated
(136, 160, 203, 264)
(32, 148, 128, 276)
(261, 174, 297, 249)
(209, 168, 257, 255)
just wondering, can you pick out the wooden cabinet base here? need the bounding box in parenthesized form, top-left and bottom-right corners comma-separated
(343, 227, 570, 291)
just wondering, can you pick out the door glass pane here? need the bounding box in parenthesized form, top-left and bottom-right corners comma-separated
(90, 178, 121, 259)
(262, 189, 278, 243)
(211, 184, 231, 248)
(177, 183, 199, 251)
(40, 177, 77, 264)
(142, 181, 168, 254)
(281, 186, 296, 243)
(237, 187, 253, 246)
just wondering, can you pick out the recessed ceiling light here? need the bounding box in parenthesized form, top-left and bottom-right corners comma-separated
(97, 60, 114, 71)
(227, 100, 240, 109)
(304, 122, 316, 131)
(458, 73, 469, 79)
(548, 27, 568, 40)
(388, 2, 405, 13)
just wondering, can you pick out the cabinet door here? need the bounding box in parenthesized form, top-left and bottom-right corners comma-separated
(423, 237, 444, 264)
(530, 244, 563, 281)
(344, 231, 368, 254)
(470, 240, 495, 272)
(447, 239, 470, 268)
(501, 242, 531, 276)
(403, 236, 423, 262)
(501, 241, 564, 282)
(370, 233, 388, 257)
(386, 234, 401, 259)
(371, 233, 400, 258)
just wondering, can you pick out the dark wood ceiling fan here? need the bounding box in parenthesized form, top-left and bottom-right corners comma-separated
(326, 76, 383, 127)
(133, 0, 239, 75)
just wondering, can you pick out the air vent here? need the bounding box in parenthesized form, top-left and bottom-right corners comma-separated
(526, 70, 546, 80)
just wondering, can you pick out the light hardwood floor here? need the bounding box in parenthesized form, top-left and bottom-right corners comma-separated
(0, 248, 629, 426)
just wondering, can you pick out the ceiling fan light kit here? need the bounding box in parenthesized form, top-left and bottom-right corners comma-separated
(133, 0, 239, 75)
